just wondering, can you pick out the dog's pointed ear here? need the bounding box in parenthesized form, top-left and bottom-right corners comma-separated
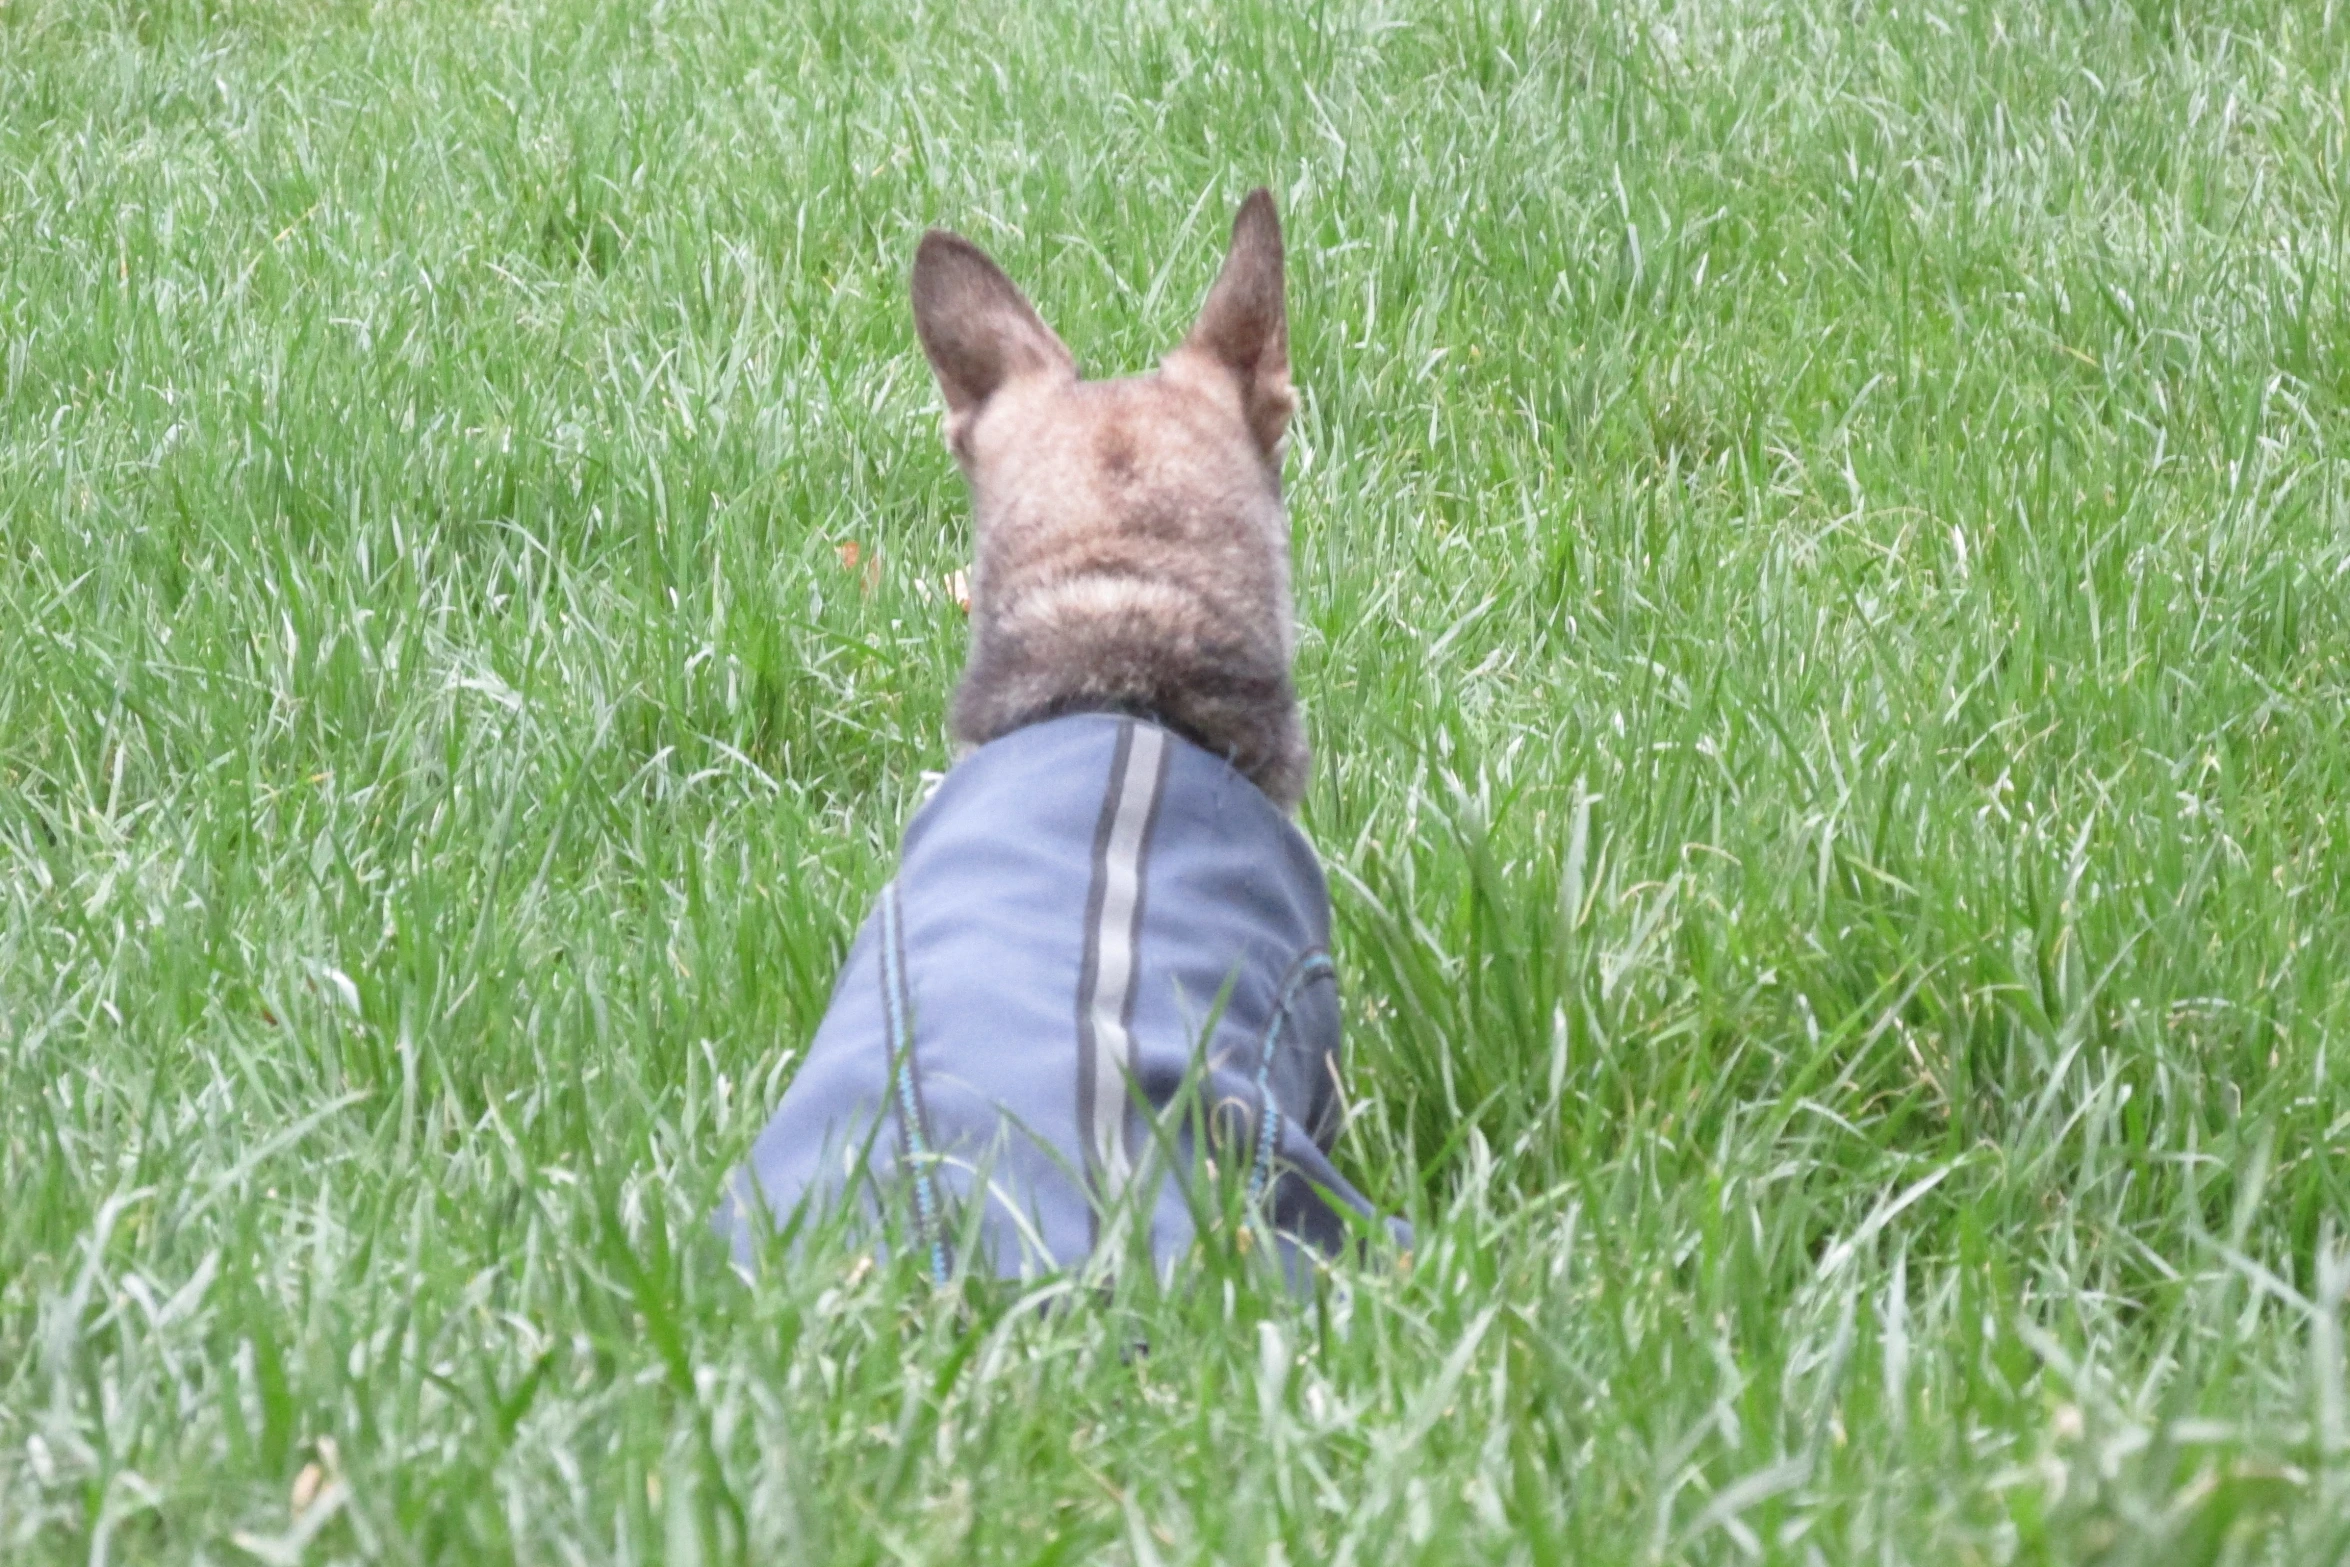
(1181, 188, 1294, 457)
(910, 230, 1073, 451)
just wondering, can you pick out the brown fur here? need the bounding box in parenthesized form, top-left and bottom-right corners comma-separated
(910, 189, 1310, 810)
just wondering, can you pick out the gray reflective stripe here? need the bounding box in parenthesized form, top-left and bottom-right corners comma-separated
(1075, 722, 1169, 1212)
(879, 882, 950, 1281)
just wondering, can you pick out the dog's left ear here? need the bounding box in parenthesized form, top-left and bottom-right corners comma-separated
(911, 229, 1076, 457)
(1180, 188, 1294, 459)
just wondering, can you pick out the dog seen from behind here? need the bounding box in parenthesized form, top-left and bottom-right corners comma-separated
(716, 189, 1406, 1283)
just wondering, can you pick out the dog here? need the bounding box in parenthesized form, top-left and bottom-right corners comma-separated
(715, 191, 1403, 1282)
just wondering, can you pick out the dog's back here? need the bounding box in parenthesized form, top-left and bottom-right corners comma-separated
(714, 714, 1389, 1278)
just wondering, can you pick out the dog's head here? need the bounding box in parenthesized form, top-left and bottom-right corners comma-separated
(910, 190, 1309, 807)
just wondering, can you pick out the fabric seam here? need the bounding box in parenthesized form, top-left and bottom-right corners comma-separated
(1247, 949, 1336, 1203)
(880, 881, 952, 1282)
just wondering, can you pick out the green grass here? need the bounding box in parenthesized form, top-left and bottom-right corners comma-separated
(5, 0, 2350, 1558)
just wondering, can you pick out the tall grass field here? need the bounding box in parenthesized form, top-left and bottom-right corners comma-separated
(6, 0, 2350, 1559)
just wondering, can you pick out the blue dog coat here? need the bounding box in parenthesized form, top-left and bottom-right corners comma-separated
(714, 713, 1403, 1280)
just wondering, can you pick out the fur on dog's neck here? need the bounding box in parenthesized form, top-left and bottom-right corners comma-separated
(947, 553, 1304, 807)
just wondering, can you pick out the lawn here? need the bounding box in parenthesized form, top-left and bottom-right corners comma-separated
(4, 0, 2349, 1559)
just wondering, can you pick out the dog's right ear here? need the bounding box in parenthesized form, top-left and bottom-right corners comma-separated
(1180, 189, 1294, 459)
(910, 231, 1074, 454)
